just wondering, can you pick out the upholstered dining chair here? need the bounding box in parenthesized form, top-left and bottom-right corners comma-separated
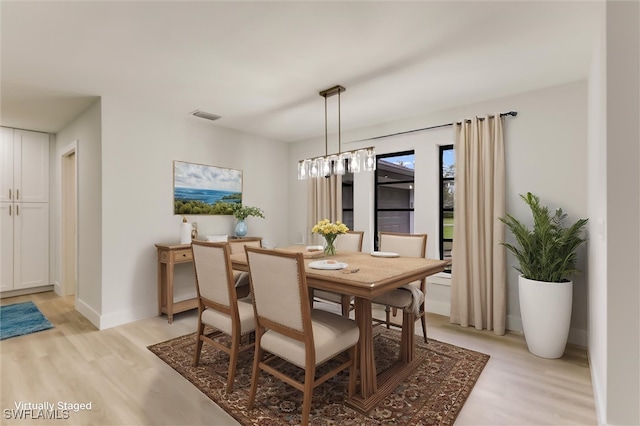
(372, 232, 429, 343)
(191, 240, 256, 393)
(245, 246, 359, 425)
(313, 230, 364, 317)
(228, 237, 262, 298)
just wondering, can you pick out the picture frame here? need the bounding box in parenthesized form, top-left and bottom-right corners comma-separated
(173, 160, 242, 215)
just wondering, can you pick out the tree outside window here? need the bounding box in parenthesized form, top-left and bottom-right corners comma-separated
(440, 145, 454, 272)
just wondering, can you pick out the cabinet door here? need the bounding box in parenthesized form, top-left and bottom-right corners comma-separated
(0, 203, 14, 291)
(14, 130, 49, 203)
(0, 128, 14, 203)
(14, 203, 49, 290)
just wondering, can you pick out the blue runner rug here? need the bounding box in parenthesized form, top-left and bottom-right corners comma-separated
(0, 301, 54, 340)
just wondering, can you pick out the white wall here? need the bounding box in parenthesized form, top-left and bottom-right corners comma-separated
(97, 95, 289, 329)
(54, 100, 103, 326)
(587, 4, 608, 423)
(288, 80, 589, 343)
(600, 2, 639, 425)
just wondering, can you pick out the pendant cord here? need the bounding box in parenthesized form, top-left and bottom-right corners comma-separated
(338, 90, 341, 154)
(324, 95, 328, 156)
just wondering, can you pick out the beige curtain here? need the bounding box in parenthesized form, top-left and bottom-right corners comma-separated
(306, 175, 342, 245)
(450, 115, 507, 335)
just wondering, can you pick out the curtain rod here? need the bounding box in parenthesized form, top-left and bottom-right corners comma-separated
(345, 110, 518, 144)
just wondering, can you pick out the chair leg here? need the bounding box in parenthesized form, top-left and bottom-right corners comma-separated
(193, 321, 205, 367)
(301, 366, 316, 426)
(341, 295, 351, 317)
(247, 334, 263, 410)
(226, 333, 241, 393)
(420, 312, 428, 344)
(384, 305, 391, 329)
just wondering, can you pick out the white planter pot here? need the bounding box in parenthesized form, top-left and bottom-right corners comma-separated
(518, 275, 573, 359)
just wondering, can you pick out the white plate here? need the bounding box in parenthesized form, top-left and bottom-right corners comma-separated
(308, 260, 348, 270)
(371, 251, 400, 258)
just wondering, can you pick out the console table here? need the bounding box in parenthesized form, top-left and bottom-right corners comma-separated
(155, 237, 262, 323)
(155, 243, 197, 324)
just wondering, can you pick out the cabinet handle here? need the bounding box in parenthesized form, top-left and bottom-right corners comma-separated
(16, 189, 19, 200)
(16, 205, 19, 216)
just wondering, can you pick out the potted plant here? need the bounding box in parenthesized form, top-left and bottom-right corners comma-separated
(499, 192, 588, 358)
(230, 204, 265, 237)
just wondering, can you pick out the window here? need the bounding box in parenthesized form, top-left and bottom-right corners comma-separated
(439, 145, 454, 272)
(374, 151, 415, 250)
(341, 170, 354, 230)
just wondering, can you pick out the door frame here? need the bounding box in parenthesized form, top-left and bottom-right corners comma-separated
(59, 140, 78, 297)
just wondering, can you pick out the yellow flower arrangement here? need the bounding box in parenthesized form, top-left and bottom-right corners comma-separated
(312, 219, 349, 256)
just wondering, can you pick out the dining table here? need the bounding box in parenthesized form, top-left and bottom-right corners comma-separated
(230, 246, 449, 414)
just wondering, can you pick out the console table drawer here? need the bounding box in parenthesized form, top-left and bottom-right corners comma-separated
(172, 249, 193, 263)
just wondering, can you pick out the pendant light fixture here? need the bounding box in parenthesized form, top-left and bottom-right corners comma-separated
(297, 85, 376, 180)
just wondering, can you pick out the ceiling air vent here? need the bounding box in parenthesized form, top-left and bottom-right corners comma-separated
(190, 110, 221, 121)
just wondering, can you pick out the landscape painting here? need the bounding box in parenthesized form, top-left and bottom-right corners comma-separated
(173, 161, 242, 215)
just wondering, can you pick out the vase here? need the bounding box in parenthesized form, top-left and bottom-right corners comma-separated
(518, 275, 573, 358)
(235, 219, 247, 237)
(323, 234, 337, 256)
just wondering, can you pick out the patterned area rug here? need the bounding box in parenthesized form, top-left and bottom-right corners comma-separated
(0, 301, 54, 340)
(148, 327, 489, 425)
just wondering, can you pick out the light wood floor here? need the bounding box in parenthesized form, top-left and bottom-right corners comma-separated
(1, 292, 597, 425)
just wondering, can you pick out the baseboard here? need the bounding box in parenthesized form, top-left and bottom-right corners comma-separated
(75, 298, 101, 329)
(507, 314, 586, 347)
(75, 298, 163, 331)
(1, 284, 54, 299)
(425, 299, 450, 317)
(97, 302, 159, 330)
(568, 327, 588, 348)
(507, 314, 523, 332)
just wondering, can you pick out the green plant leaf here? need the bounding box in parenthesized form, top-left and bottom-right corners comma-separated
(499, 192, 588, 282)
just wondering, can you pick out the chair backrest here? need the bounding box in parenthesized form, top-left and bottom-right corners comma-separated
(245, 246, 310, 335)
(336, 230, 364, 252)
(379, 232, 427, 258)
(228, 237, 262, 255)
(191, 240, 236, 308)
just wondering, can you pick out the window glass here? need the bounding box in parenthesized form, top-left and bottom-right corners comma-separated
(341, 170, 354, 229)
(440, 145, 454, 271)
(374, 151, 415, 249)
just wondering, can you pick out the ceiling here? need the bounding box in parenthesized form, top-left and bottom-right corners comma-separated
(1, 1, 601, 142)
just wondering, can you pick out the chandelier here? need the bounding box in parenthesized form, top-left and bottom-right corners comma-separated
(297, 85, 375, 180)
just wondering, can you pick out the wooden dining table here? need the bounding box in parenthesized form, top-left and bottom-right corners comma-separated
(230, 247, 448, 414)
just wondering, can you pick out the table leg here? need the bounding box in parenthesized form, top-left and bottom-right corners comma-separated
(346, 298, 422, 414)
(157, 255, 163, 316)
(353, 297, 376, 398)
(166, 262, 174, 324)
(400, 311, 416, 363)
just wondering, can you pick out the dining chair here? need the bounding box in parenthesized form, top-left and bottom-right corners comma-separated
(191, 240, 256, 393)
(313, 230, 364, 317)
(372, 232, 429, 343)
(245, 246, 359, 425)
(228, 237, 262, 298)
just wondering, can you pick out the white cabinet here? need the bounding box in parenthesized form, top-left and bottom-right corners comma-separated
(0, 203, 49, 291)
(0, 127, 50, 293)
(0, 204, 14, 291)
(1, 127, 49, 203)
